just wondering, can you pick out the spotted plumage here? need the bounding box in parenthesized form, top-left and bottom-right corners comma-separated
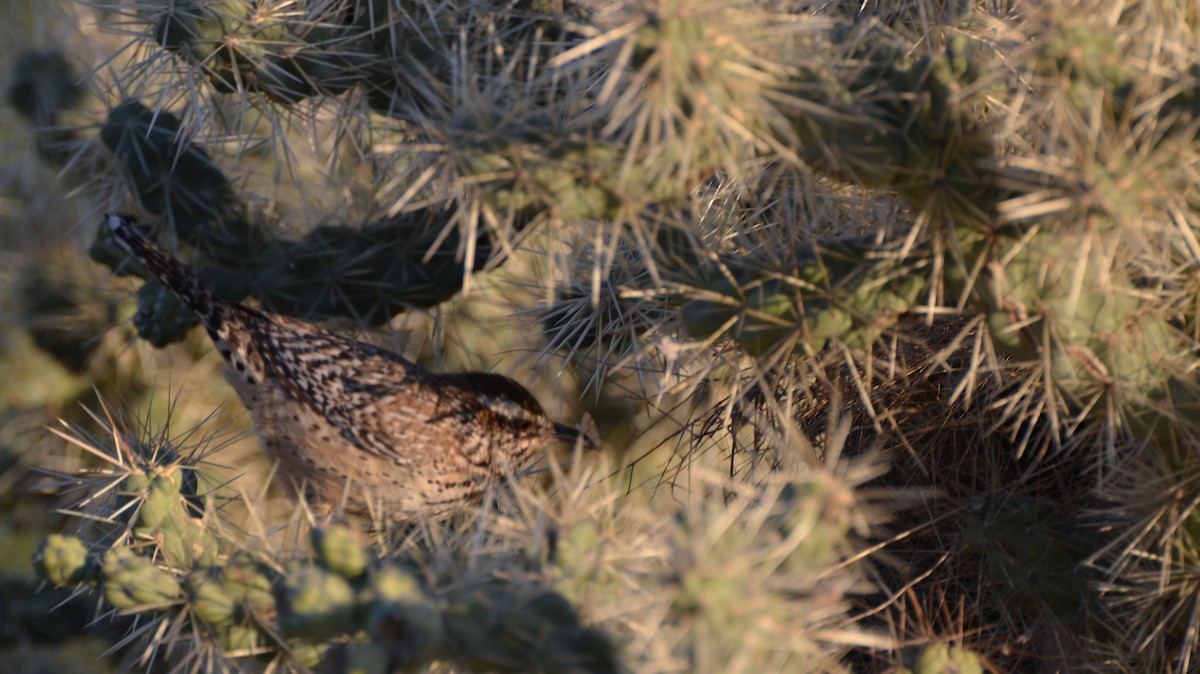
(105, 214, 596, 520)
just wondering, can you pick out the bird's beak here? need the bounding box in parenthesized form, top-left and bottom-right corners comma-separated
(553, 422, 601, 451)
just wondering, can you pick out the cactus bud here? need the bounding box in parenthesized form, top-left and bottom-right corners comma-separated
(138, 468, 184, 530)
(32, 534, 91, 587)
(222, 552, 277, 614)
(313, 524, 370, 579)
(216, 624, 265, 653)
(910, 643, 983, 674)
(288, 639, 330, 669)
(100, 546, 183, 608)
(185, 567, 237, 625)
(279, 562, 357, 640)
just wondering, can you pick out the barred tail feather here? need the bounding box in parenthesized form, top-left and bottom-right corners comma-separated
(105, 213, 226, 333)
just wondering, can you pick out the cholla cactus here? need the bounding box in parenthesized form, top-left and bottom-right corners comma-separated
(32, 396, 888, 672)
(9, 0, 1200, 671)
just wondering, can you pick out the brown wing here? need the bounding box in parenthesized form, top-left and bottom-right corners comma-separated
(245, 313, 441, 463)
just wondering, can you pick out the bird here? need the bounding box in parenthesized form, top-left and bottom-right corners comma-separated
(104, 213, 598, 521)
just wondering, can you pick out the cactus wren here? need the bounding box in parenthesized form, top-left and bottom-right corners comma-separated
(105, 214, 597, 521)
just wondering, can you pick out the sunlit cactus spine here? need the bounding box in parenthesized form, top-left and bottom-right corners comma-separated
(1084, 434, 1200, 671)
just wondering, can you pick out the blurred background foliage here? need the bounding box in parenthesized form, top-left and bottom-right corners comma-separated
(4, 0, 1200, 672)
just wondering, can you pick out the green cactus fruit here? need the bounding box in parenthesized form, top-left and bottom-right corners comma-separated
(154, 0, 247, 55)
(185, 567, 236, 625)
(288, 639, 330, 669)
(364, 566, 442, 664)
(216, 623, 265, 654)
(32, 534, 91, 587)
(165, 518, 216, 568)
(279, 562, 357, 640)
(910, 643, 983, 674)
(221, 17, 294, 95)
(133, 470, 220, 568)
(774, 482, 851, 571)
(1042, 23, 1129, 112)
(313, 524, 370, 580)
(117, 472, 154, 524)
(222, 552, 277, 615)
(100, 546, 183, 608)
(137, 468, 184, 530)
(1107, 316, 1177, 400)
(121, 471, 153, 494)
